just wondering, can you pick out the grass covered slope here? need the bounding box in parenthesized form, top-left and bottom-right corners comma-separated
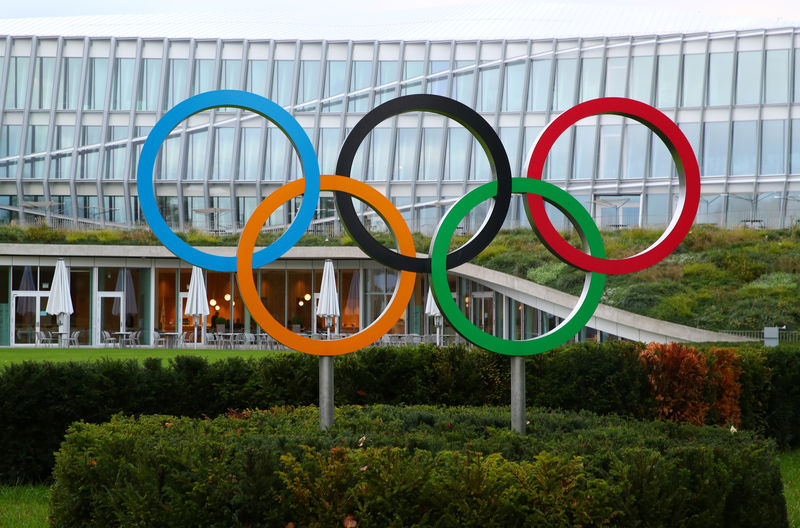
(4, 222, 797, 330)
(454, 225, 800, 332)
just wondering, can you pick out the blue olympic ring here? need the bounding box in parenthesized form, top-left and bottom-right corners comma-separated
(136, 90, 321, 272)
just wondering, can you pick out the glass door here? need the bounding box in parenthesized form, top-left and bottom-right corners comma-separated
(94, 292, 123, 345)
(11, 293, 37, 344)
(470, 292, 494, 334)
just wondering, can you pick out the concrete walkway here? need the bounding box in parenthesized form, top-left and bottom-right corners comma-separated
(450, 262, 755, 343)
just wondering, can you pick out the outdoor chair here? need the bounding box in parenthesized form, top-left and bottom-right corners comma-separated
(102, 330, 119, 347)
(36, 331, 55, 347)
(152, 331, 166, 347)
(68, 330, 81, 346)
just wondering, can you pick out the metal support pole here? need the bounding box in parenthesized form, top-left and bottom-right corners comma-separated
(510, 356, 526, 434)
(319, 356, 334, 430)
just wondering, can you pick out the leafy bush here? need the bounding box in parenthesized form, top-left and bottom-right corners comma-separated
(48, 406, 788, 528)
(639, 343, 711, 425)
(5, 341, 800, 484)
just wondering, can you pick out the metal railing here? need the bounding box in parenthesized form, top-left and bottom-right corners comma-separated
(721, 329, 800, 343)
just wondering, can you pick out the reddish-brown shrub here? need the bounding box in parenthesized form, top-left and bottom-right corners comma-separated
(639, 342, 709, 425)
(706, 347, 742, 427)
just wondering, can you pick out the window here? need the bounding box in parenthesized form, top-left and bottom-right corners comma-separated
(185, 130, 207, 180)
(238, 127, 262, 180)
(348, 60, 372, 112)
(297, 60, 320, 106)
(764, 49, 789, 104)
(629, 56, 653, 103)
(470, 136, 491, 180)
(136, 58, 161, 111)
(375, 61, 398, 105)
(393, 128, 416, 181)
(246, 60, 267, 96)
(527, 59, 551, 112)
(795, 52, 800, 103)
(323, 60, 346, 111)
(598, 125, 621, 179)
(650, 131, 672, 178)
(604, 57, 627, 97)
(502, 62, 525, 111)
(271, 60, 293, 106)
(736, 51, 761, 105)
(57, 57, 81, 110)
(0, 125, 21, 157)
(579, 57, 602, 102)
(477, 66, 499, 112)
(420, 127, 442, 181)
(192, 59, 215, 95)
(572, 126, 595, 179)
(452, 71, 474, 106)
(31, 57, 55, 109)
(220, 60, 241, 90)
(760, 120, 786, 175)
(552, 58, 577, 111)
(707, 52, 733, 106)
(167, 59, 188, 108)
(445, 128, 469, 181)
(83, 58, 108, 110)
(366, 128, 391, 181)
(546, 128, 570, 180)
(266, 127, 288, 181)
(111, 58, 134, 110)
(317, 128, 339, 174)
(624, 123, 648, 179)
(499, 127, 520, 177)
(702, 122, 729, 176)
(730, 121, 757, 175)
(792, 119, 800, 174)
(157, 135, 181, 180)
(645, 194, 669, 226)
(25, 125, 47, 154)
(656, 55, 679, 107)
(5, 57, 29, 109)
(681, 54, 704, 107)
(104, 145, 125, 180)
(212, 128, 234, 180)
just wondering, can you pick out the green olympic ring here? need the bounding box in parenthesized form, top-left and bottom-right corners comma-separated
(429, 177, 607, 356)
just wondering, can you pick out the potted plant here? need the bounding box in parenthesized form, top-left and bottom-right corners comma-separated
(215, 317, 227, 333)
(290, 315, 303, 332)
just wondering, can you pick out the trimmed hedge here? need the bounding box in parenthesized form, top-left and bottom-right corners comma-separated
(3, 341, 800, 483)
(49, 406, 788, 528)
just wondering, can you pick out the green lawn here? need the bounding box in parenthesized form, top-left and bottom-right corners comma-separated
(0, 346, 285, 366)
(0, 486, 49, 528)
(781, 449, 800, 527)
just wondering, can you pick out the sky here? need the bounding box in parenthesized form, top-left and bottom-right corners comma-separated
(3, 0, 800, 20)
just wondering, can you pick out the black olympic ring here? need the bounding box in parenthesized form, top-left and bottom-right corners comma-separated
(334, 94, 512, 273)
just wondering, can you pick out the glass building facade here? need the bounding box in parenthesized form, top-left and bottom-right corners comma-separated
(1, 27, 800, 232)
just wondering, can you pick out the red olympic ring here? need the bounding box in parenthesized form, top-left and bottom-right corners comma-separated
(525, 97, 700, 275)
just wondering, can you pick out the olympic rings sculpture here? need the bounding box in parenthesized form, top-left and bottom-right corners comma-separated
(138, 90, 700, 357)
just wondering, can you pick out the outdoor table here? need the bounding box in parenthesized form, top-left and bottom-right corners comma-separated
(159, 331, 180, 348)
(114, 331, 133, 347)
(51, 331, 70, 347)
(216, 332, 238, 348)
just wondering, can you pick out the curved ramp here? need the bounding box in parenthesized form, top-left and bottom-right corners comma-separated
(451, 262, 755, 344)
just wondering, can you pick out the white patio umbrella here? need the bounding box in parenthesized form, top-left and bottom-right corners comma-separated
(316, 259, 340, 339)
(184, 266, 210, 348)
(425, 287, 443, 346)
(45, 258, 73, 344)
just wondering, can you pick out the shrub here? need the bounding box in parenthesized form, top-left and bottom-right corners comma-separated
(48, 406, 788, 528)
(639, 343, 710, 425)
